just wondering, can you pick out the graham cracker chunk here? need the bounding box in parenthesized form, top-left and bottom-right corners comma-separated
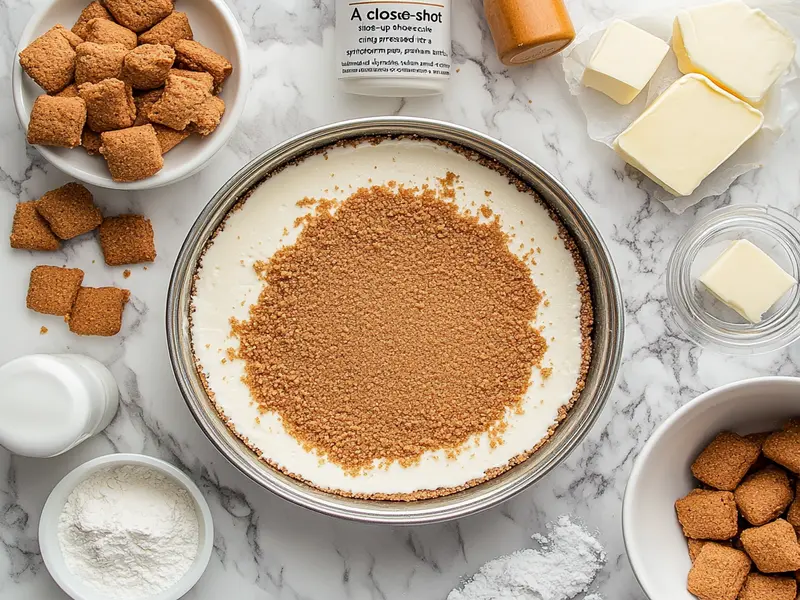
(72, 2, 112, 39)
(99, 215, 156, 265)
(138, 12, 193, 47)
(740, 519, 800, 573)
(676, 489, 739, 540)
(10, 203, 60, 251)
(75, 42, 127, 85)
(787, 482, 800, 531)
(84, 18, 137, 50)
(19, 25, 76, 93)
(34, 183, 102, 240)
(122, 44, 175, 90)
(168, 68, 213, 88)
(687, 543, 751, 600)
(26, 265, 84, 316)
(692, 432, 761, 491)
(174, 39, 232, 92)
(147, 73, 211, 130)
(763, 431, 800, 474)
(79, 78, 136, 132)
(191, 96, 225, 136)
(68, 287, 129, 336)
(735, 466, 794, 526)
(738, 573, 797, 600)
(27, 95, 86, 148)
(55, 83, 79, 98)
(99, 125, 164, 182)
(102, 0, 173, 33)
(154, 125, 190, 153)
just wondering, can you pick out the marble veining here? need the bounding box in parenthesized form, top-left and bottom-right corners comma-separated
(1, 0, 799, 598)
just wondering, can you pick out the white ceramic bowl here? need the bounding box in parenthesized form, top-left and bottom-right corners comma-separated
(12, 0, 249, 190)
(39, 453, 214, 600)
(623, 376, 800, 600)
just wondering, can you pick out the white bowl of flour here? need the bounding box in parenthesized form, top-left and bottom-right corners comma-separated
(39, 453, 214, 600)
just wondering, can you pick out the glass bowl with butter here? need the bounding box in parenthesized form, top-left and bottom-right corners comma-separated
(667, 204, 800, 354)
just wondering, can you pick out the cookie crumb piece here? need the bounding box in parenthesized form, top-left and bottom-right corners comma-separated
(72, 2, 112, 39)
(147, 73, 211, 130)
(738, 572, 796, 600)
(84, 17, 137, 50)
(676, 489, 739, 540)
(138, 11, 193, 46)
(121, 44, 175, 90)
(123, 269, 131, 279)
(99, 125, 163, 182)
(19, 25, 76, 93)
(99, 214, 156, 265)
(26, 265, 84, 316)
(692, 432, 761, 491)
(40, 326, 48, 335)
(68, 286, 129, 336)
(763, 431, 800, 474)
(27, 95, 86, 148)
(735, 466, 794, 526)
(687, 543, 750, 600)
(10, 202, 60, 251)
(174, 39, 232, 92)
(740, 519, 800, 573)
(191, 96, 225, 136)
(34, 183, 102, 240)
(102, 0, 173, 33)
(75, 42, 127, 84)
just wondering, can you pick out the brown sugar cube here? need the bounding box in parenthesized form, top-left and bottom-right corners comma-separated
(102, 0, 173, 33)
(26, 266, 84, 316)
(82, 127, 102, 155)
(9, 203, 60, 251)
(33, 183, 102, 240)
(74, 42, 127, 85)
(78, 78, 135, 132)
(735, 466, 794, 526)
(676, 489, 739, 540)
(27, 95, 86, 148)
(68, 287, 129, 336)
(738, 573, 797, 600)
(99, 125, 163, 182)
(191, 96, 225, 136)
(84, 18, 137, 50)
(147, 73, 211, 130)
(98, 215, 156, 265)
(687, 543, 751, 600)
(133, 89, 163, 126)
(153, 125, 190, 154)
(121, 44, 175, 90)
(174, 39, 232, 93)
(740, 519, 800, 573)
(138, 12, 193, 47)
(693, 432, 761, 491)
(764, 431, 800, 474)
(19, 25, 76, 93)
(72, 2, 112, 39)
(55, 83, 79, 98)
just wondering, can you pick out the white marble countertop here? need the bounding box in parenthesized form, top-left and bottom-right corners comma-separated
(1, 0, 799, 598)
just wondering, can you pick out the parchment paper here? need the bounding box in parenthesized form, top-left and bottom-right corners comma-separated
(562, 0, 800, 214)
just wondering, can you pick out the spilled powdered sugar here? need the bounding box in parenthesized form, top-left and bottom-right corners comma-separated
(448, 516, 606, 600)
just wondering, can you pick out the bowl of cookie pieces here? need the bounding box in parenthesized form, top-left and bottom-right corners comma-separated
(12, 0, 249, 190)
(624, 377, 800, 600)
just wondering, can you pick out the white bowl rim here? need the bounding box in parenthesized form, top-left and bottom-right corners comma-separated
(622, 375, 800, 599)
(12, 0, 250, 191)
(39, 452, 214, 600)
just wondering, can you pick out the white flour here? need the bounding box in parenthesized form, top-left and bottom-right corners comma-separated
(57, 464, 200, 600)
(448, 516, 606, 600)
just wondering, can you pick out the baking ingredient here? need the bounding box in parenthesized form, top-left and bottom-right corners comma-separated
(673, 0, 796, 106)
(582, 20, 669, 105)
(335, 0, 451, 97)
(58, 465, 199, 600)
(698, 239, 797, 323)
(447, 515, 605, 600)
(484, 0, 575, 65)
(613, 74, 764, 197)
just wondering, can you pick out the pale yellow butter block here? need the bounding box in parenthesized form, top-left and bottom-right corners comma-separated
(583, 20, 670, 105)
(673, 0, 796, 106)
(699, 239, 797, 323)
(613, 74, 764, 197)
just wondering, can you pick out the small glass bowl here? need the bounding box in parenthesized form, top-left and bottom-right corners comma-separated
(667, 204, 800, 355)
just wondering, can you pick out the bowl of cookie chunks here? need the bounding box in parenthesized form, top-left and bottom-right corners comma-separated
(623, 377, 800, 600)
(12, 0, 249, 190)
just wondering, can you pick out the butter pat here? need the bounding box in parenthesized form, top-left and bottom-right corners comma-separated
(583, 20, 669, 105)
(699, 240, 797, 323)
(673, 0, 796, 106)
(613, 74, 764, 196)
